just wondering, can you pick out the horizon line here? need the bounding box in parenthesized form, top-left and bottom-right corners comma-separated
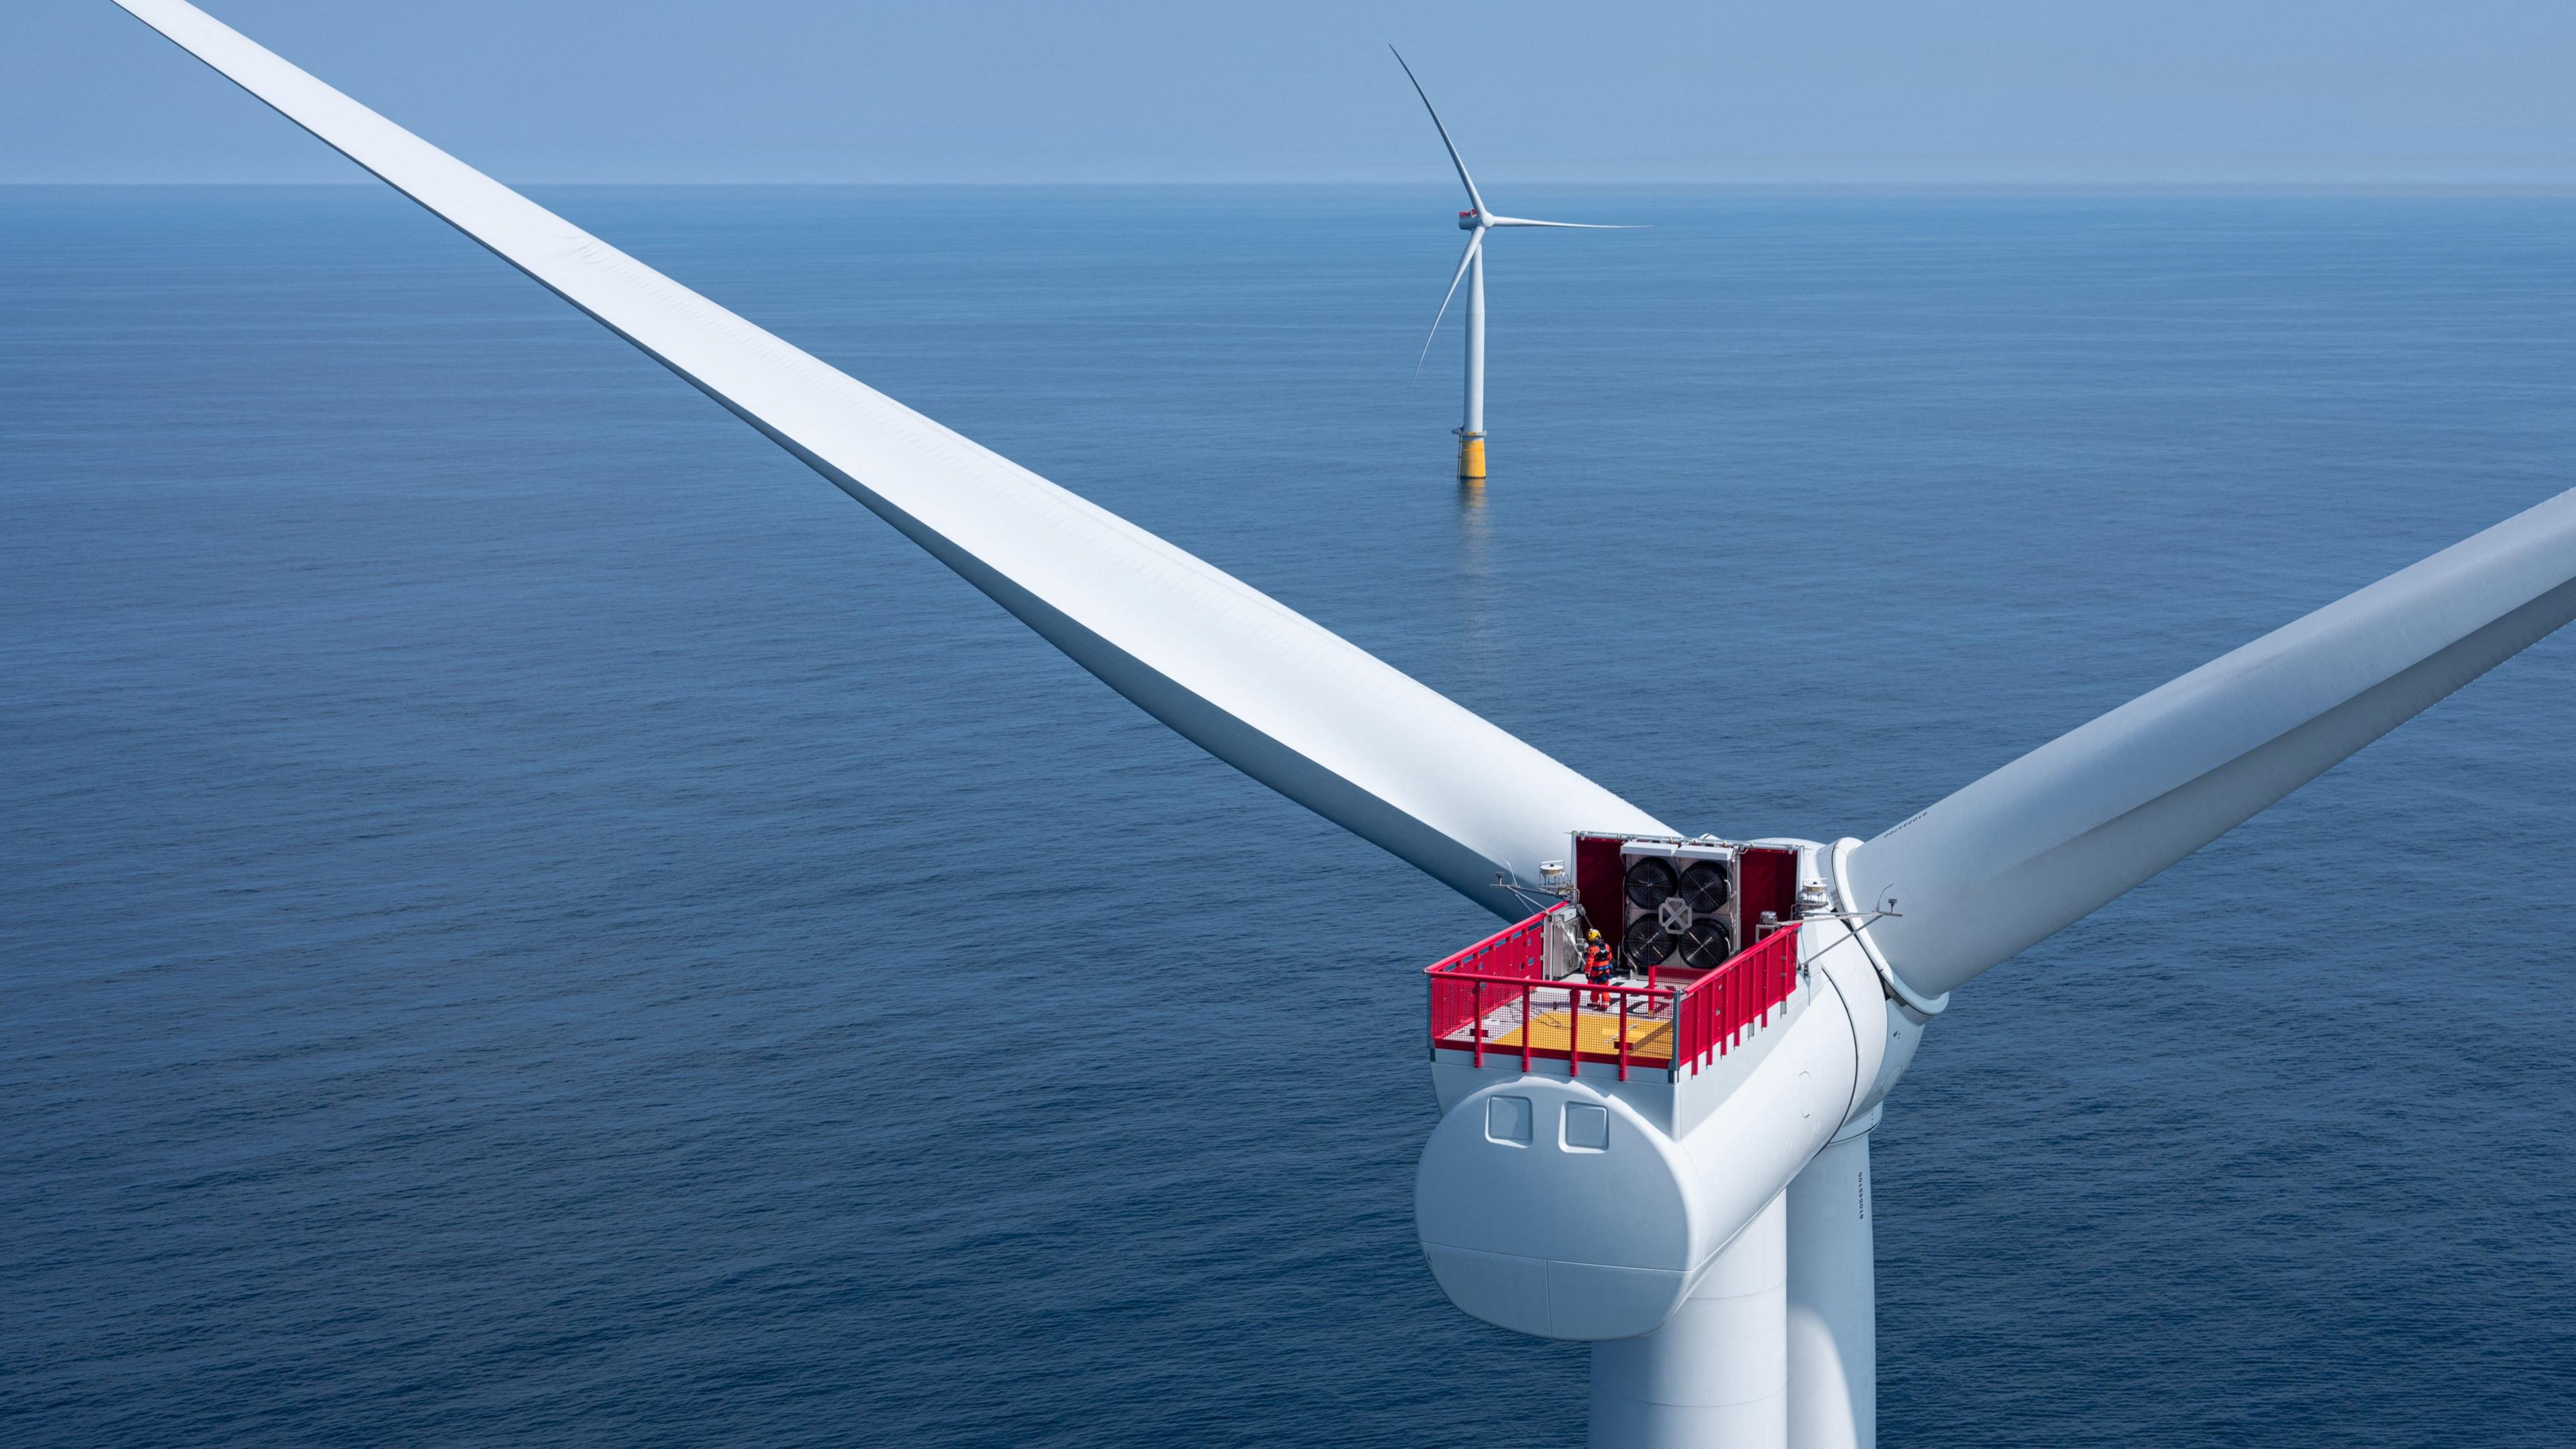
(15, 178, 2576, 197)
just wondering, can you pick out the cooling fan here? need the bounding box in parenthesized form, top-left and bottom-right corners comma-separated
(1617, 851, 1738, 973)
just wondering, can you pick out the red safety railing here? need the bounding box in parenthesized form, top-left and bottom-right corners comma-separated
(1425, 910, 1801, 1082)
(1667, 923, 1801, 1075)
(1424, 910, 1554, 1042)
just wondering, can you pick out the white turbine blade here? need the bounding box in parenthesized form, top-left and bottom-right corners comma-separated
(1483, 217, 1642, 229)
(1845, 490, 2576, 999)
(115, 0, 1673, 912)
(1389, 46, 1485, 217)
(1413, 231, 1483, 380)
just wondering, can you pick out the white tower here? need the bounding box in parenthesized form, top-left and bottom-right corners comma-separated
(1462, 229, 1486, 474)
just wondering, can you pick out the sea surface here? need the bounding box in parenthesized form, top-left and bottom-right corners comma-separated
(6, 185, 2576, 1447)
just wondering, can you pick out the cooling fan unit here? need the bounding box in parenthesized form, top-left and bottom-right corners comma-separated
(1618, 849, 1736, 973)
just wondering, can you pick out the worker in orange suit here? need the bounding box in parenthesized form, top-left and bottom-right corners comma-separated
(1581, 929, 1615, 992)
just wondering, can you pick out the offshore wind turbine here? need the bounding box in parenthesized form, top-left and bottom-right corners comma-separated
(109, 4, 2576, 1446)
(1392, 47, 1631, 482)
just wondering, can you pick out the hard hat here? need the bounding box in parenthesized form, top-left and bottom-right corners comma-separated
(1587, 929, 1602, 940)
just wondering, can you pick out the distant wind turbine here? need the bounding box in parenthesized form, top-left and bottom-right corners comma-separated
(1393, 46, 1633, 482)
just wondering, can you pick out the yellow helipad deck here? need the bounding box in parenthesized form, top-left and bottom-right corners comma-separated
(1488, 1008, 1674, 1063)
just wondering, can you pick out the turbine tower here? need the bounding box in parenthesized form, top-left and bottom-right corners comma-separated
(111, 5, 2576, 1447)
(1393, 48, 1629, 482)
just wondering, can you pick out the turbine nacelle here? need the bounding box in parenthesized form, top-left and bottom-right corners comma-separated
(1415, 833, 1937, 1442)
(1413, 838, 1923, 1343)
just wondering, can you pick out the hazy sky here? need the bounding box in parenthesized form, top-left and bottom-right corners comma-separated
(15, 1, 2576, 186)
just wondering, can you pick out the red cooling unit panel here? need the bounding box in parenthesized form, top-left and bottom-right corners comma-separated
(1737, 847, 1799, 936)
(1572, 833, 1629, 951)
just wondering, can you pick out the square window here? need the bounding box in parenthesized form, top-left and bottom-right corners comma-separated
(1563, 1103, 1610, 1152)
(1485, 1095, 1533, 1144)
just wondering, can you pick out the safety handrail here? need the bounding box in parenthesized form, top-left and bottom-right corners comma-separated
(1425, 912, 1801, 1081)
(1666, 922, 1802, 1076)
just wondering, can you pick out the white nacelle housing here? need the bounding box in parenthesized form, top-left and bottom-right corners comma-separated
(1414, 843, 1895, 1341)
(1416, 1075, 1698, 1339)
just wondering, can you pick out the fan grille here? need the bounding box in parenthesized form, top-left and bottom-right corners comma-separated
(1677, 920, 1733, 971)
(1620, 920, 1674, 971)
(1623, 857, 1677, 911)
(1679, 860, 1731, 914)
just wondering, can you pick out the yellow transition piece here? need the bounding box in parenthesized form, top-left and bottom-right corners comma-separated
(1456, 435, 1487, 480)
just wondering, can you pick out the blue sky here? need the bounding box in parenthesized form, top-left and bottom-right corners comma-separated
(15, 0, 2576, 186)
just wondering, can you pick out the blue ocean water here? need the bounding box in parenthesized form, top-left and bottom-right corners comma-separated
(5, 184, 2575, 1447)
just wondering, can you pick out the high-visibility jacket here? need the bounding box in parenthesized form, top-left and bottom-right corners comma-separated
(1582, 941, 1614, 983)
